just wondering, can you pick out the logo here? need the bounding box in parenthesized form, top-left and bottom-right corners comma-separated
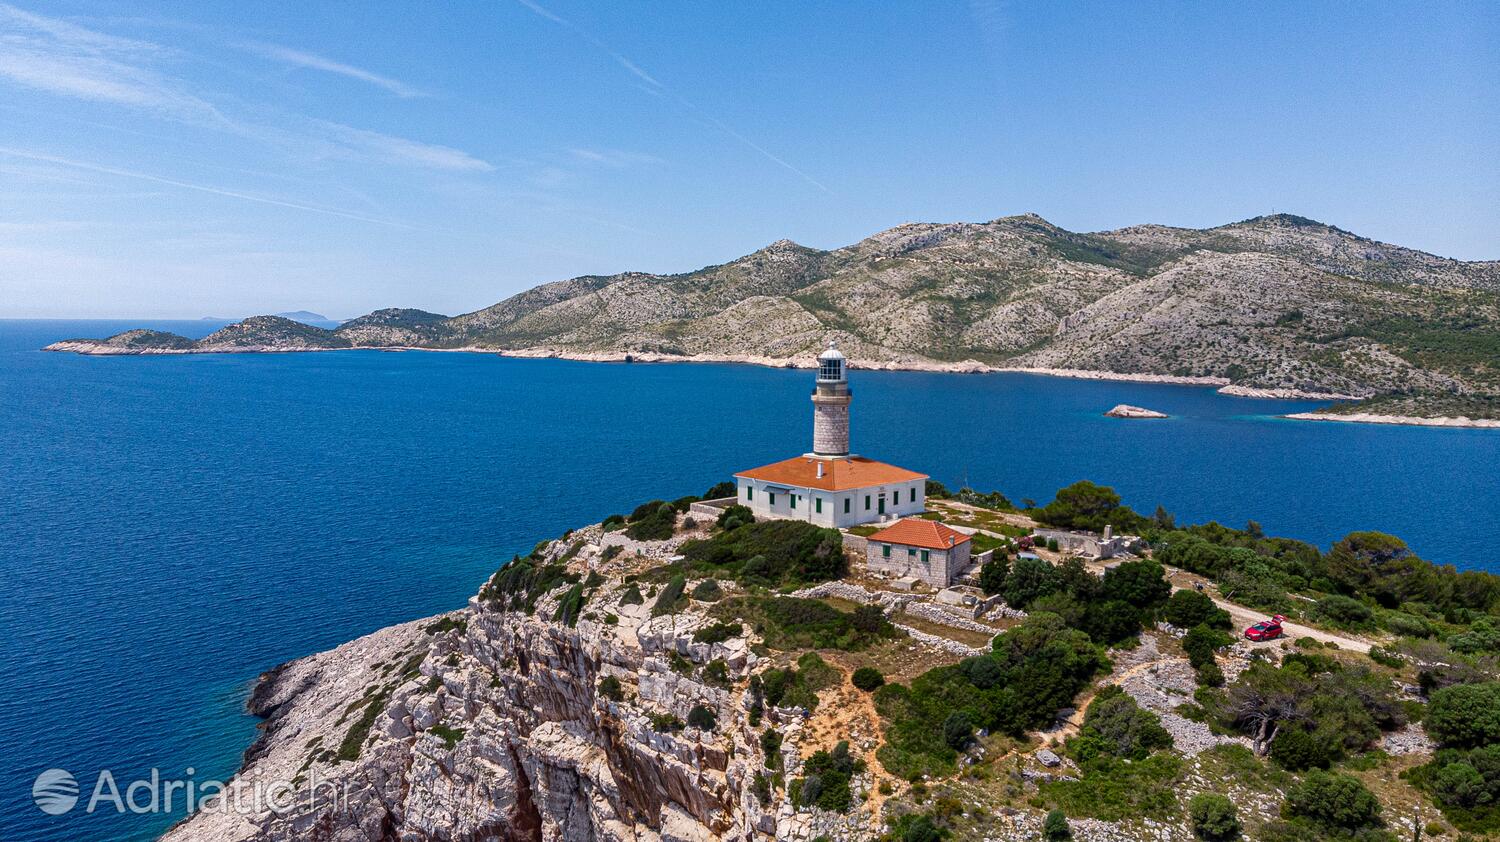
(33, 768, 79, 815)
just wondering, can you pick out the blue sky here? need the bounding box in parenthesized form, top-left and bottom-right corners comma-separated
(0, 1, 1495, 319)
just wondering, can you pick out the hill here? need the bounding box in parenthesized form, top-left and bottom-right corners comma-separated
(46, 213, 1500, 419)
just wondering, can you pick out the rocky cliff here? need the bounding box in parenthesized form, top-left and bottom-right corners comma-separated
(163, 523, 866, 842)
(47, 213, 1500, 418)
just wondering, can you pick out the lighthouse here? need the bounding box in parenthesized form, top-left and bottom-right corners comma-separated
(811, 341, 851, 457)
(733, 341, 928, 528)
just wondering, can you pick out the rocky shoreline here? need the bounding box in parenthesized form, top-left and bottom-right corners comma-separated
(1282, 411, 1500, 429)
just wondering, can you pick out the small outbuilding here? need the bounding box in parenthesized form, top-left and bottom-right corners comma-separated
(866, 519, 972, 588)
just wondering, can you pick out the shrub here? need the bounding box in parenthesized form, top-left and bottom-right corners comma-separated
(650, 712, 684, 732)
(1427, 682, 1500, 749)
(691, 579, 723, 602)
(1034, 480, 1146, 533)
(626, 502, 678, 541)
(760, 728, 783, 768)
(1183, 624, 1232, 669)
(925, 480, 951, 499)
(652, 575, 687, 617)
(852, 666, 886, 691)
(1188, 792, 1241, 841)
(1043, 809, 1072, 840)
(693, 621, 742, 644)
(686, 704, 717, 731)
(1164, 590, 1230, 629)
(801, 741, 862, 813)
(681, 519, 846, 586)
(1004, 556, 1060, 609)
(716, 504, 754, 531)
(892, 814, 946, 842)
(943, 712, 974, 750)
(598, 675, 623, 702)
(1072, 685, 1172, 760)
(798, 652, 840, 690)
(552, 583, 587, 627)
(979, 556, 1009, 596)
(1101, 559, 1172, 610)
(619, 583, 644, 606)
(731, 595, 897, 651)
(1313, 594, 1375, 629)
(1282, 771, 1383, 833)
(1268, 726, 1336, 771)
(702, 659, 731, 688)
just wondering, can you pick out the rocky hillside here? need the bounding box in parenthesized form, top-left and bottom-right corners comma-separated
(48, 214, 1500, 417)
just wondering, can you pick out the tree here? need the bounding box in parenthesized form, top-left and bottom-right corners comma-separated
(1079, 600, 1143, 645)
(901, 815, 944, 842)
(1004, 556, 1060, 609)
(852, 604, 887, 634)
(1164, 589, 1226, 629)
(716, 504, 754, 531)
(651, 575, 687, 617)
(702, 481, 736, 499)
(1188, 793, 1241, 841)
(943, 711, 974, 750)
(1283, 771, 1383, 833)
(1426, 682, 1500, 749)
(1225, 662, 1310, 755)
(925, 480, 952, 499)
(1268, 726, 1335, 771)
(1325, 531, 1426, 607)
(691, 579, 723, 602)
(1035, 480, 1143, 532)
(1153, 504, 1176, 530)
(1101, 559, 1172, 609)
(979, 556, 1009, 596)
(1043, 809, 1072, 841)
(852, 667, 885, 691)
(598, 675, 623, 702)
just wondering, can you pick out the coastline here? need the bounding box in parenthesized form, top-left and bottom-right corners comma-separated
(1282, 411, 1500, 430)
(41, 340, 1499, 428)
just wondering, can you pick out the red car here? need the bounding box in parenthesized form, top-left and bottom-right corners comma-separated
(1244, 615, 1286, 641)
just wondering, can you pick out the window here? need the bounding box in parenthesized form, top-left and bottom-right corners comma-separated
(907, 547, 915, 557)
(882, 544, 891, 558)
(746, 486, 753, 501)
(921, 550, 930, 563)
(815, 498, 823, 513)
(911, 488, 917, 503)
(769, 492, 776, 506)
(791, 494, 798, 509)
(843, 498, 850, 514)
(864, 495, 871, 511)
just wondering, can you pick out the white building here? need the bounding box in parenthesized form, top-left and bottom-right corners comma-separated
(865, 519, 973, 587)
(734, 342, 928, 528)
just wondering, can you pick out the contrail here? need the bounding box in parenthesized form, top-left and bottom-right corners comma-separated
(0, 147, 419, 228)
(514, 0, 831, 194)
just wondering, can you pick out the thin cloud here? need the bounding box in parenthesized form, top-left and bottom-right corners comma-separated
(241, 41, 427, 98)
(0, 3, 221, 119)
(569, 147, 662, 167)
(318, 121, 495, 172)
(513, 0, 829, 193)
(0, 147, 419, 228)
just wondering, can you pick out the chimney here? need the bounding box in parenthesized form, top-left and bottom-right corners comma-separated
(816, 462, 824, 479)
(1103, 525, 1113, 540)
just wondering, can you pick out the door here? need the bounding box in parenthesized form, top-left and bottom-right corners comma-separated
(878, 494, 886, 515)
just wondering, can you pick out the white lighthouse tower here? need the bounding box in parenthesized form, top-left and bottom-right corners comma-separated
(811, 341, 851, 457)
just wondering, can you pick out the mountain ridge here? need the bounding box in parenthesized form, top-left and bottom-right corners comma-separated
(45, 213, 1500, 419)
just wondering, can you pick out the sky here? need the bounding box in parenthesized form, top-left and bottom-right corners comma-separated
(0, 1, 1495, 319)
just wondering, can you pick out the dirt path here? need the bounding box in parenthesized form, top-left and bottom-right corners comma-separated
(801, 658, 893, 819)
(1209, 594, 1372, 653)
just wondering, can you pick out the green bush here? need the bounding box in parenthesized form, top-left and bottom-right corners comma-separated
(652, 575, 688, 617)
(716, 504, 754, 531)
(1313, 594, 1376, 630)
(598, 675, 623, 702)
(681, 519, 846, 586)
(979, 556, 1009, 596)
(1043, 809, 1071, 840)
(797, 652, 840, 690)
(723, 595, 897, 651)
(1188, 792, 1241, 841)
(760, 728, 783, 768)
(1268, 726, 1337, 771)
(1003, 556, 1060, 609)
(702, 659, 731, 688)
(1034, 480, 1147, 533)
(942, 712, 974, 750)
(1282, 771, 1383, 834)
(650, 712, 684, 732)
(626, 502, 678, 541)
(686, 704, 717, 730)
(483, 559, 579, 614)
(852, 666, 885, 691)
(1100, 559, 1172, 610)
(619, 583, 643, 606)
(693, 621, 742, 644)
(691, 579, 723, 602)
(1071, 685, 1172, 761)
(800, 741, 862, 813)
(1183, 625, 1232, 669)
(1164, 590, 1230, 629)
(1427, 682, 1500, 749)
(1039, 753, 1182, 822)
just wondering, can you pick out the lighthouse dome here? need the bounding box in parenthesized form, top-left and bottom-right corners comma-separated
(817, 340, 845, 362)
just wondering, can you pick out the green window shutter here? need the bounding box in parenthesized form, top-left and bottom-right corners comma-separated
(769, 492, 775, 506)
(864, 495, 870, 510)
(911, 488, 917, 503)
(921, 550, 930, 563)
(747, 487, 753, 501)
(882, 544, 891, 558)
(843, 498, 850, 513)
(815, 498, 823, 513)
(791, 494, 797, 509)
(908, 547, 915, 557)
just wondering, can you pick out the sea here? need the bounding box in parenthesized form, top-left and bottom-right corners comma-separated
(2, 318, 1497, 841)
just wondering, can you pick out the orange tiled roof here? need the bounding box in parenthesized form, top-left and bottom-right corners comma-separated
(734, 455, 927, 492)
(868, 519, 971, 550)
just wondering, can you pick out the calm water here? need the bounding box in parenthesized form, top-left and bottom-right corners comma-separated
(2, 319, 1498, 841)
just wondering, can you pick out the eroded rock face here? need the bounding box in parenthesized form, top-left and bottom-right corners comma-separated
(162, 531, 810, 842)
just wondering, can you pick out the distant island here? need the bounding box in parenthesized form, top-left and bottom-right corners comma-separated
(46, 213, 1500, 425)
(1105, 404, 1169, 419)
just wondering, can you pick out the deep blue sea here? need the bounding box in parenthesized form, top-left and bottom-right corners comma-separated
(3, 318, 1498, 841)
